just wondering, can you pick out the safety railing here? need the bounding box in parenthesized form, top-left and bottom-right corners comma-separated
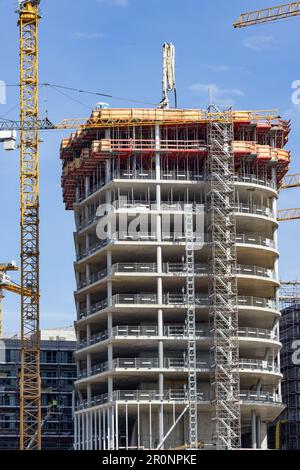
(77, 239, 109, 261)
(78, 358, 280, 380)
(238, 327, 277, 340)
(112, 263, 157, 274)
(76, 388, 281, 410)
(112, 294, 158, 305)
(77, 262, 275, 289)
(77, 324, 277, 350)
(234, 203, 275, 219)
(113, 232, 157, 242)
(238, 359, 280, 373)
(75, 171, 275, 204)
(79, 294, 278, 318)
(236, 265, 275, 279)
(76, 201, 275, 230)
(98, 138, 207, 152)
(238, 296, 277, 310)
(77, 325, 209, 349)
(78, 269, 108, 289)
(236, 234, 275, 249)
(234, 174, 275, 189)
(77, 232, 276, 261)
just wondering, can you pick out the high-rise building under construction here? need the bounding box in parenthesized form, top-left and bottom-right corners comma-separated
(61, 107, 290, 449)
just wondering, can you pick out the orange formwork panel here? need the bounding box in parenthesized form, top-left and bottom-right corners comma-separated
(57, 108, 284, 130)
(60, 109, 291, 209)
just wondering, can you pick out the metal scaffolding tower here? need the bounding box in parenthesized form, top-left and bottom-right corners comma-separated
(207, 108, 241, 450)
(184, 205, 198, 449)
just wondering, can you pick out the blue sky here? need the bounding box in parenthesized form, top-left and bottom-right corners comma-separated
(0, 0, 300, 332)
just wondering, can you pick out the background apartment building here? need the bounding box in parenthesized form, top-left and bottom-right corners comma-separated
(0, 327, 76, 450)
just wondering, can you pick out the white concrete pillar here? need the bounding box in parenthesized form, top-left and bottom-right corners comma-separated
(107, 407, 111, 450)
(107, 250, 112, 273)
(74, 413, 78, 450)
(106, 189, 112, 238)
(86, 292, 91, 316)
(85, 412, 89, 450)
(257, 415, 262, 449)
(94, 410, 98, 450)
(86, 263, 90, 285)
(260, 422, 268, 449)
(87, 354, 92, 377)
(106, 155, 111, 183)
(155, 125, 161, 180)
(107, 281, 113, 307)
(251, 409, 257, 449)
(115, 403, 119, 450)
(86, 323, 91, 344)
(98, 409, 102, 450)
(76, 185, 80, 203)
(82, 413, 85, 450)
(108, 341, 114, 401)
(85, 176, 90, 199)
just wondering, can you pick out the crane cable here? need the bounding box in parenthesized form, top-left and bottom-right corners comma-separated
(4, 82, 158, 106)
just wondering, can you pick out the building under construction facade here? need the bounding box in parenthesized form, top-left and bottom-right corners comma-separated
(276, 284, 300, 450)
(61, 108, 290, 450)
(0, 328, 76, 450)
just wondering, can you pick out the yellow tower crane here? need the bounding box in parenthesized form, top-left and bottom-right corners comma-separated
(18, 0, 41, 450)
(233, 2, 300, 28)
(277, 173, 300, 221)
(234, 2, 300, 222)
(0, 263, 34, 329)
(0, 262, 18, 336)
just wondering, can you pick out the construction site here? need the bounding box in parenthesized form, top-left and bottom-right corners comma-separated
(1, 0, 300, 454)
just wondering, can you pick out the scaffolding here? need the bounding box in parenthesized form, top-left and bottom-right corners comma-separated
(207, 108, 241, 450)
(184, 205, 198, 449)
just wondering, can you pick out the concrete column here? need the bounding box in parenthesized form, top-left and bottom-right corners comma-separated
(155, 125, 161, 180)
(86, 263, 90, 285)
(108, 339, 114, 400)
(85, 233, 90, 254)
(108, 376, 113, 402)
(87, 353, 92, 377)
(105, 189, 113, 239)
(107, 312, 113, 331)
(86, 292, 91, 316)
(257, 415, 261, 449)
(74, 414, 78, 450)
(85, 176, 90, 199)
(76, 185, 80, 203)
(256, 378, 262, 394)
(251, 409, 257, 449)
(86, 323, 91, 343)
(87, 383, 92, 405)
(106, 157, 111, 184)
(107, 281, 113, 308)
(260, 422, 268, 450)
(107, 250, 112, 273)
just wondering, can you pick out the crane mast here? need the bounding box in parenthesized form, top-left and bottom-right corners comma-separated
(18, 0, 41, 450)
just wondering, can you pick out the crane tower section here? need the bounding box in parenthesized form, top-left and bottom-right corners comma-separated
(18, 0, 41, 451)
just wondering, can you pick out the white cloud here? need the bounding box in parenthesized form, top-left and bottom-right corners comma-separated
(73, 32, 105, 39)
(243, 34, 276, 51)
(190, 83, 244, 108)
(97, 0, 128, 5)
